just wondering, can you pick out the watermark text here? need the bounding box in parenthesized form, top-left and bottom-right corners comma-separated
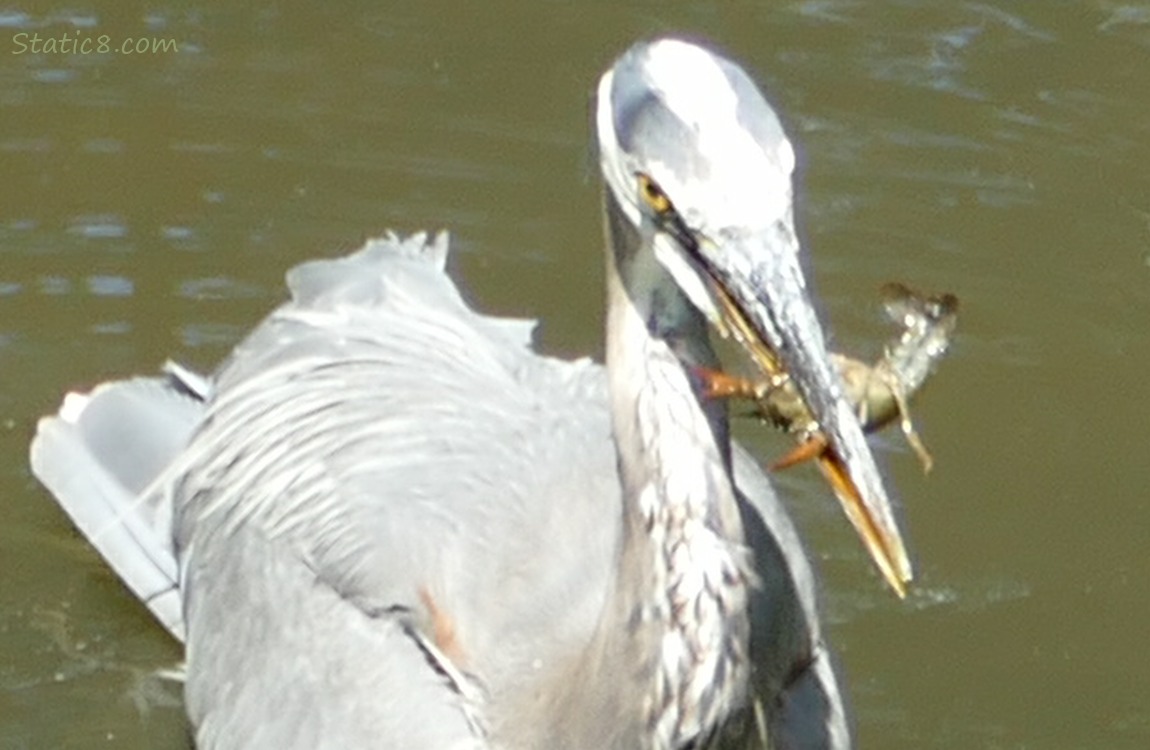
(11, 31, 178, 55)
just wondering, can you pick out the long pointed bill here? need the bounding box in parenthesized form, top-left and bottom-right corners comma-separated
(702, 227, 913, 598)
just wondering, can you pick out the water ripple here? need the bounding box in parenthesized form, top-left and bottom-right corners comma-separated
(179, 323, 245, 349)
(30, 69, 77, 84)
(82, 138, 124, 154)
(89, 321, 132, 335)
(37, 276, 71, 296)
(177, 276, 265, 301)
(66, 214, 127, 240)
(1, 137, 52, 153)
(827, 575, 1032, 623)
(906, 576, 1032, 613)
(966, 2, 1058, 43)
(1097, 4, 1150, 33)
(86, 275, 133, 297)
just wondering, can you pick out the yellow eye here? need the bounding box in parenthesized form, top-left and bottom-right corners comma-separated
(637, 173, 672, 215)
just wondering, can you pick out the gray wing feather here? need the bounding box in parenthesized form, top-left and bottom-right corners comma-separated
(30, 374, 204, 640)
(182, 515, 490, 750)
(173, 233, 618, 748)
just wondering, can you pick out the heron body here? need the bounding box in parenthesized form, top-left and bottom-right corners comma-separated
(31, 38, 913, 749)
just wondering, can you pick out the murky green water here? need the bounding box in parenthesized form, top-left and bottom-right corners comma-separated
(2, 1, 1148, 747)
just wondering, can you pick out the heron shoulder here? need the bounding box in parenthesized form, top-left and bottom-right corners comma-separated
(173, 234, 625, 730)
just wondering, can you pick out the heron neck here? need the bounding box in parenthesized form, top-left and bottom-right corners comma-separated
(600, 194, 751, 747)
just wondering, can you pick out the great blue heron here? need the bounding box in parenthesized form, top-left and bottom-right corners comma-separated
(31, 39, 913, 749)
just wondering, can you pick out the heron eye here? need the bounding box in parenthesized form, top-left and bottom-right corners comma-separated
(637, 173, 673, 216)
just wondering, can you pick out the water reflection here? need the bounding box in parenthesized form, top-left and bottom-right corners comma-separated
(176, 276, 263, 301)
(86, 276, 133, 296)
(67, 215, 127, 239)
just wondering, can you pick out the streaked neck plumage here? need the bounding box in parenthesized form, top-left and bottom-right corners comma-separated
(601, 191, 752, 749)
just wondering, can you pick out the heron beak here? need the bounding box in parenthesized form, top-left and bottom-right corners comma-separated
(698, 227, 913, 597)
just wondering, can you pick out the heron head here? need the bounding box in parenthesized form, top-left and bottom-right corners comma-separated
(596, 38, 913, 596)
